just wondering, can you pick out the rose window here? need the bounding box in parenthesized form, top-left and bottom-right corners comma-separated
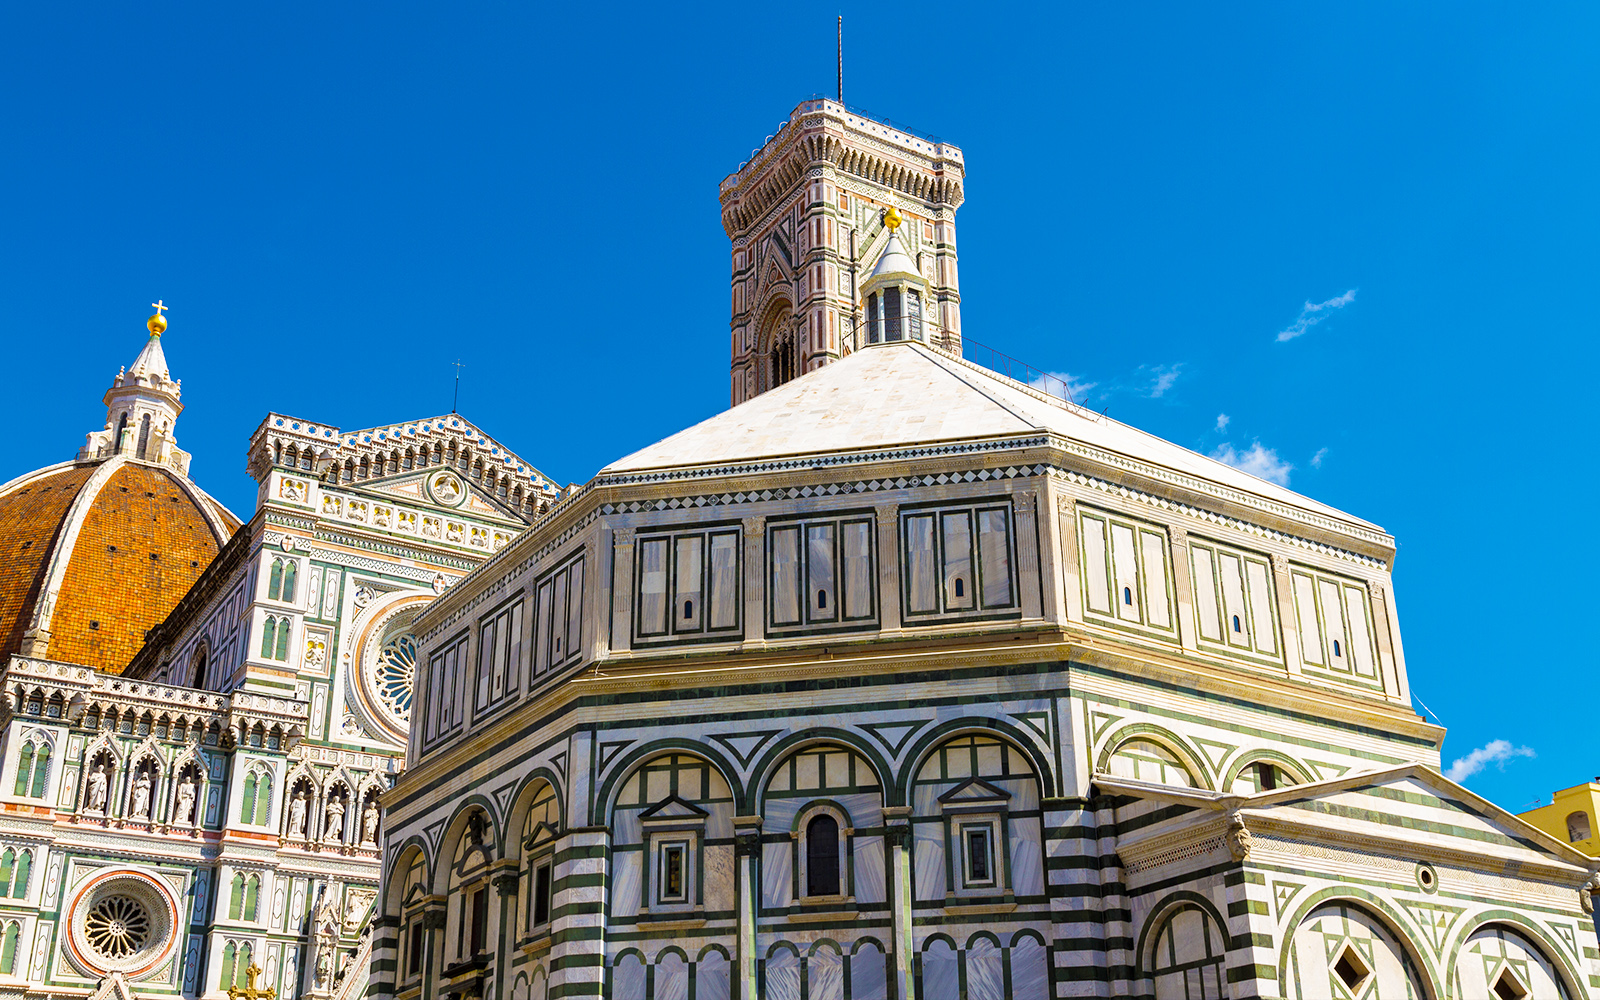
(84, 895, 151, 960)
(375, 632, 416, 721)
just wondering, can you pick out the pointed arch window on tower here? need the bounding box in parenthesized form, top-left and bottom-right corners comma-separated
(115, 412, 129, 453)
(137, 413, 152, 460)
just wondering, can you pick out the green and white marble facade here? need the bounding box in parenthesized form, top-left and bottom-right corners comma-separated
(376, 341, 1600, 1000)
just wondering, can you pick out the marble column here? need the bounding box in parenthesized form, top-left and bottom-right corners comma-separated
(1166, 525, 1200, 652)
(1014, 487, 1044, 621)
(742, 516, 766, 647)
(609, 527, 636, 654)
(1270, 553, 1305, 679)
(548, 827, 610, 998)
(874, 504, 901, 632)
(884, 807, 914, 1000)
(1055, 495, 1084, 623)
(734, 817, 763, 1000)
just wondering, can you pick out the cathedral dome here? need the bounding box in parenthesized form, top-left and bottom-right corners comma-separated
(0, 311, 241, 674)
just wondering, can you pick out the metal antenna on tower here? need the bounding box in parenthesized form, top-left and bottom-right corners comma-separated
(451, 359, 466, 413)
(837, 16, 844, 103)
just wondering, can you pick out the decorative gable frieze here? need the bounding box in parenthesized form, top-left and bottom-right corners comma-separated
(248, 412, 564, 522)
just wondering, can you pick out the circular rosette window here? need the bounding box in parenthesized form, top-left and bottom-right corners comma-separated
(351, 595, 431, 745)
(375, 632, 416, 722)
(66, 870, 178, 979)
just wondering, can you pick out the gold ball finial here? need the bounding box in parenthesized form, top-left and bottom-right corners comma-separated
(147, 299, 168, 336)
(884, 207, 902, 231)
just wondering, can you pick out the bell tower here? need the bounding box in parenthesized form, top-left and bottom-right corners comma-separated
(720, 99, 965, 405)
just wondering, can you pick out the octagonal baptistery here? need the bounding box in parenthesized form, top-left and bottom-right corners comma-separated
(0, 316, 240, 673)
(381, 335, 1600, 1000)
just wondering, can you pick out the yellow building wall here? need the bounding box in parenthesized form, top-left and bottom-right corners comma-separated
(1519, 781, 1600, 856)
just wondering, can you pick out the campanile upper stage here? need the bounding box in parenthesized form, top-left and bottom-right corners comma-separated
(719, 98, 965, 238)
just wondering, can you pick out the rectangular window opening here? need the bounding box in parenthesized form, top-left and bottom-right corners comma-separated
(659, 843, 688, 903)
(533, 861, 552, 927)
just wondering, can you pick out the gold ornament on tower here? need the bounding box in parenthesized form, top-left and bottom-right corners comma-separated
(147, 299, 168, 336)
(883, 207, 902, 231)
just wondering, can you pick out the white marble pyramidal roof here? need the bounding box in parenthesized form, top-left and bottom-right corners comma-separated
(603, 341, 1375, 530)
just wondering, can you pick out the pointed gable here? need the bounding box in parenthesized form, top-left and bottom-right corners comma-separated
(938, 777, 1012, 806)
(249, 411, 564, 521)
(639, 795, 710, 822)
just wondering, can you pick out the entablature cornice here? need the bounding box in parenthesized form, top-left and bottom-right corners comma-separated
(2, 656, 308, 740)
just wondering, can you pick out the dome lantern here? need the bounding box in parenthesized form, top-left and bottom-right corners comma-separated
(79, 303, 192, 474)
(860, 208, 931, 347)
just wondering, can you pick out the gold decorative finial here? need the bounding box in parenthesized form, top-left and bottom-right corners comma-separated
(147, 300, 168, 336)
(883, 207, 902, 232)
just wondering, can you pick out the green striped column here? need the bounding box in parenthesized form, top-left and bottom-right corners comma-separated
(549, 827, 609, 999)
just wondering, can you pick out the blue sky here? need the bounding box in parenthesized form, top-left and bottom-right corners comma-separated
(2, 4, 1595, 812)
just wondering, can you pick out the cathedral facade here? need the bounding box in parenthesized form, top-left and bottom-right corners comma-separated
(374, 99, 1599, 1000)
(0, 316, 556, 1000)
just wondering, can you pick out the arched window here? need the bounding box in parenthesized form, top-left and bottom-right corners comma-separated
(235, 943, 252, 987)
(0, 921, 17, 975)
(1149, 903, 1226, 998)
(281, 561, 297, 602)
(1106, 739, 1195, 788)
(0, 852, 13, 898)
(115, 412, 129, 450)
(805, 814, 841, 897)
(220, 943, 236, 989)
(254, 773, 273, 826)
(12, 747, 31, 798)
(13, 740, 49, 799)
(191, 647, 208, 690)
(229, 874, 245, 920)
(244, 875, 260, 921)
(260, 617, 278, 659)
(12, 850, 31, 899)
(240, 775, 257, 825)
(1231, 760, 1299, 795)
(1232, 614, 1242, 633)
(1567, 811, 1591, 842)
(268, 560, 283, 600)
(137, 413, 152, 459)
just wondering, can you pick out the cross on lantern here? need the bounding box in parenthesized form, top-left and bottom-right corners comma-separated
(227, 962, 277, 1000)
(150, 300, 169, 316)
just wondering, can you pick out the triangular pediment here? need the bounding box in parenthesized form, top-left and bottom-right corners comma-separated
(524, 820, 561, 850)
(257, 410, 566, 521)
(1099, 764, 1595, 876)
(938, 778, 1011, 805)
(639, 795, 709, 821)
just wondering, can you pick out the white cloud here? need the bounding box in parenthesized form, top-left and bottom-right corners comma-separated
(1310, 447, 1328, 469)
(1445, 739, 1536, 783)
(1028, 371, 1097, 403)
(1141, 363, 1184, 398)
(1277, 288, 1357, 342)
(1215, 413, 1230, 432)
(1210, 441, 1294, 486)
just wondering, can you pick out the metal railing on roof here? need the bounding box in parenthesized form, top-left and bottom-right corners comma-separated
(958, 337, 1084, 407)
